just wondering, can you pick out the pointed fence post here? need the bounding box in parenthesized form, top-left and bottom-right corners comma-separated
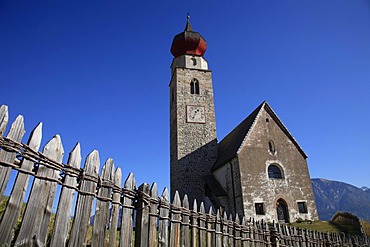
(15, 134, 64, 246)
(170, 191, 181, 247)
(149, 182, 159, 247)
(135, 183, 150, 247)
(215, 210, 222, 247)
(199, 202, 207, 247)
(120, 173, 136, 247)
(181, 194, 190, 247)
(241, 217, 247, 247)
(108, 167, 122, 247)
(0, 105, 9, 136)
(270, 221, 279, 247)
(206, 207, 215, 247)
(0, 122, 42, 245)
(0, 115, 25, 200)
(228, 214, 234, 247)
(191, 199, 198, 247)
(68, 150, 100, 247)
(222, 212, 229, 247)
(92, 158, 114, 247)
(158, 188, 169, 247)
(50, 142, 81, 246)
(234, 214, 241, 247)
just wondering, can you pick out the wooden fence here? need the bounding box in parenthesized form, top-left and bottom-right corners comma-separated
(0, 104, 369, 247)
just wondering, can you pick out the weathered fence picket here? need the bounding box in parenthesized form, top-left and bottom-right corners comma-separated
(158, 188, 169, 247)
(191, 199, 198, 247)
(0, 123, 42, 245)
(149, 182, 159, 247)
(50, 142, 81, 246)
(16, 134, 64, 246)
(0, 115, 25, 201)
(181, 195, 190, 247)
(108, 167, 122, 247)
(215, 210, 222, 247)
(170, 191, 181, 247)
(135, 183, 150, 247)
(199, 202, 207, 247)
(0, 104, 369, 247)
(68, 150, 100, 247)
(92, 158, 114, 247)
(0, 105, 8, 136)
(120, 173, 136, 247)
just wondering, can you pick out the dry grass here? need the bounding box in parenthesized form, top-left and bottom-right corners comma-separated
(361, 220, 370, 237)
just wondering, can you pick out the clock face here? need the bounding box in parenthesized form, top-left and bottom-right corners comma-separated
(187, 105, 205, 123)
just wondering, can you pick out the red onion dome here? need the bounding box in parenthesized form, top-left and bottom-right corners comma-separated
(170, 20, 207, 58)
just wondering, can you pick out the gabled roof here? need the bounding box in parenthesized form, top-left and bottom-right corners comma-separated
(212, 101, 307, 171)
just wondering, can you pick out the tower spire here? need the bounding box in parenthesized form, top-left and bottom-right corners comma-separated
(185, 13, 192, 31)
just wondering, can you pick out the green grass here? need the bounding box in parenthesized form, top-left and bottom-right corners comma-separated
(289, 220, 363, 236)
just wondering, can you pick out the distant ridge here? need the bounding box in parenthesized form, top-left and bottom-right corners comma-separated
(312, 178, 370, 221)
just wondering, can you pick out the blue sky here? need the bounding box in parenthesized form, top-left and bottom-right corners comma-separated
(1, 0, 370, 193)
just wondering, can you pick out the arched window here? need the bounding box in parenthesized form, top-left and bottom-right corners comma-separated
(195, 80, 199, 94)
(190, 79, 199, 95)
(268, 164, 284, 179)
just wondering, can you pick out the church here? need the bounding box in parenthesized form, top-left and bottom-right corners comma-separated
(169, 19, 318, 223)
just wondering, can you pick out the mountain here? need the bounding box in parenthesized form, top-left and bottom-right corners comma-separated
(311, 178, 370, 221)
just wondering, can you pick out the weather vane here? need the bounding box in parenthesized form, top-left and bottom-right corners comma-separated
(187, 13, 190, 22)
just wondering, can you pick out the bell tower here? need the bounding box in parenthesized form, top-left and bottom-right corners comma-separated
(169, 18, 218, 202)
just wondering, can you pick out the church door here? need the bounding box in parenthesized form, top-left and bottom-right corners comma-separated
(276, 199, 289, 223)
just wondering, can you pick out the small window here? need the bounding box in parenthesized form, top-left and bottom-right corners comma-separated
(255, 203, 265, 215)
(268, 140, 275, 154)
(268, 164, 284, 179)
(191, 57, 197, 66)
(190, 79, 199, 95)
(297, 202, 308, 214)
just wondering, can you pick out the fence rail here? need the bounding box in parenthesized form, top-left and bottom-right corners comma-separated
(0, 104, 369, 247)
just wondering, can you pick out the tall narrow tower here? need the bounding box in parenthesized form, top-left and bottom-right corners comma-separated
(170, 19, 218, 203)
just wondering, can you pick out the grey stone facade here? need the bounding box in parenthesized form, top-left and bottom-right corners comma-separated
(170, 55, 218, 203)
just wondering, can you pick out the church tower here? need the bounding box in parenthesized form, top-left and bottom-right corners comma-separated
(169, 18, 218, 202)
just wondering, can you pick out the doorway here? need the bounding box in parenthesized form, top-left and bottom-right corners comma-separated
(276, 199, 289, 223)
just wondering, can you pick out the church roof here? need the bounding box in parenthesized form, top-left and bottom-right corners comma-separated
(170, 18, 207, 58)
(212, 101, 307, 171)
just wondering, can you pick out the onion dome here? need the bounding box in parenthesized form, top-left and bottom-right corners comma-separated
(170, 18, 207, 58)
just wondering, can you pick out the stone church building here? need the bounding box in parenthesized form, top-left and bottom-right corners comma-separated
(169, 19, 318, 223)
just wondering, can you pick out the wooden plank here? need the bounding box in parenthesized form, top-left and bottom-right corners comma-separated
(181, 194, 190, 247)
(0, 105, 8, 136)
(135, 183, 150, 247)
(108, 167, 122, 247)
(148, 182, 159, 247)
(158, 188, 169, 247)
(15, 134, 64, 246)
(199, 202, 206, 247)
(0, 115, 25, 200)
(228, 214, 234, 247)
(222, 212, 229, 247)
(241, 217, 247, 247)
(0, 122, 42, 245)
(119, 173, 136, 247)
(190, 199, 198, 247)
(234, 214, 241, 247)
(169, 191, 181, 247)
(50, 143, 81, 247)
(206, 207, 215, 247)
(68, 150, 100, 247)
(92, 158, 114, 247)
(215, 210, 222, 247)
